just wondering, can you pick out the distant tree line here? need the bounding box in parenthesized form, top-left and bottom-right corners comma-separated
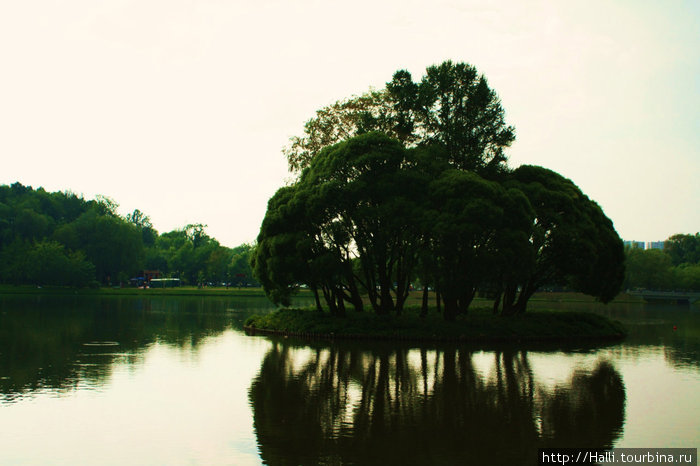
(0, 182, 257, 288)
(624, 233, 700, 291)
(253, 61, 625, 320)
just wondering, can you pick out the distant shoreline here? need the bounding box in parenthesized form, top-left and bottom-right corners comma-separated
(0, 284, 271, 298)
(0, 285, 648, 304)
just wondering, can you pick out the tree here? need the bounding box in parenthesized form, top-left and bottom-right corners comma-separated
(252, 185, 315, 307)
(389, 60, 515, 173)
(499, 166, 625, 314)
(284, 90, 396, 172)
(285, 60, 515, 176)
(255, 133, 424, 315)
(624, 248, 673, 290)
(26, 241, 95, 287)
(665, 233, 700, 266)
(229, 244, 257, 287)
(183, 223, 209, 248)
(94, 194, 120, 217)
(126, 209, 157, 247)
(424, 169, 515, 320)
(54, 209, 144, 284)
(674, 263, 700, 291)
(302, 132, 424, 314)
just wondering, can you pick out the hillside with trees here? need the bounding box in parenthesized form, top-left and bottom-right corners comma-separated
(0, 183, 256, 288)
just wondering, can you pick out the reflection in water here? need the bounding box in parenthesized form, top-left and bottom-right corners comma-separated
(0, 294, 287, 402)
(530, 300, 700, 369)
(250, 344, 625, 466)
(2, 296, 699, 464)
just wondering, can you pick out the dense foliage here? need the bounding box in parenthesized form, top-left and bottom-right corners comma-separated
(0, 183, 256, 288)
(624, 234, 700, 291)
(254, 137, 624, 320)
(255, 61, 626, 320)
(284, 60, 514, 175)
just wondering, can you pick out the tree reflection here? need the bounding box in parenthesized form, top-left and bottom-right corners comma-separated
(250, 344, 625, 466)
(0, 295, 237, 401)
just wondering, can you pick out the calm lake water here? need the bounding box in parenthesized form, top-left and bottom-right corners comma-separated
(0, 294, 698, 465)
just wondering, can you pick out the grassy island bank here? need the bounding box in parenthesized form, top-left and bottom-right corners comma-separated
(244, 307, 627, 344)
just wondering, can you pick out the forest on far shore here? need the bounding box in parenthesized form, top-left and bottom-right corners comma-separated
(0, 182, 257, 288)
(624, 234, 700, 291)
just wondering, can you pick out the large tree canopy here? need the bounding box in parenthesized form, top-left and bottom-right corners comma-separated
(256, 133, 424, 315)
(285, 60, 514, 176)
(497, 165, 625, 315)
(256, 134, 625, 320)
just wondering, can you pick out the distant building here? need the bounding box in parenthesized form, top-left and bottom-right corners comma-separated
(623, 240, 665, 251)
(646, 241, 665, 251)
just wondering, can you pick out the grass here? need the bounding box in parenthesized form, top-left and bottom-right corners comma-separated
(244, 305, 628, 343)
(0, 284, 278, 297)
(0, 284, 641, 304)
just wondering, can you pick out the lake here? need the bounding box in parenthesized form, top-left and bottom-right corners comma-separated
(0, 294, 698, 465)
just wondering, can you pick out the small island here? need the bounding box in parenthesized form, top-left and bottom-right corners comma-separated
(244, 307, 627, 343)
(244, 292, 629, 344)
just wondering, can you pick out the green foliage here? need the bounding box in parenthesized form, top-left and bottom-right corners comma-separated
(425, 168, 517, 319)
(285, 60, 514, 175)
(56, 209, 144, 283)
(501, 166, 626, 314)
(394, 60, 515, 173)
(674, 264, 700, 290)
(625, 248, 673, 290)
(256, 133, 423, 315)
(284, 90, 395, 172)
(665, 233, 700, 266)
(623, 243, 700, 291)
(27, 241, 95, 287)
(228, 243, 255, 287)
(0, 182, 255, 289)
(256, 134, 625, 320)
(0, 239, 95, 287)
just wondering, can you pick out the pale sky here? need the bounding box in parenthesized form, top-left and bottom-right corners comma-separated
(1, 0, 698, 247)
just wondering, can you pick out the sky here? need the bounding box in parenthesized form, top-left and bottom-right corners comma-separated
(1, 0, 698, 248)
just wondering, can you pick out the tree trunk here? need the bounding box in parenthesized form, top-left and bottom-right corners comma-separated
(458, 287, 476, 314)
(344, 263, 364, 312)
(420, 286, 429, 318)
(501, 283, 518, 316)
(377, 268, 394, 315)
(513, 282, 536, 315)
(347, 279, 364, 312)
(335, 290, 346, 317)
(322, 286, 338, 315)
(395, 275, 410, 316)
(492, 289, 502, 315)
(312, 287, 323, 312)
(443, 296, 458, 321)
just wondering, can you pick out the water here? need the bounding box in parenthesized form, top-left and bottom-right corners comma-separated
(0, 295, 698, 465)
